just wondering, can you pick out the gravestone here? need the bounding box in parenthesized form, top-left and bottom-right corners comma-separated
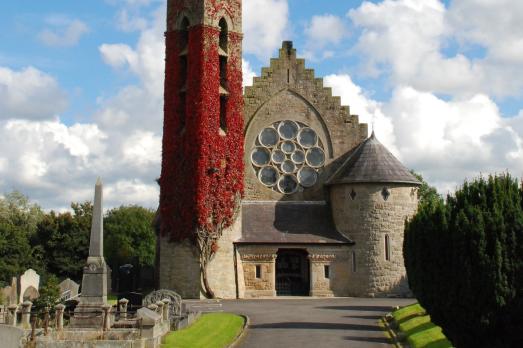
(59, 278, 80, 301)
(143, 290, 182, 320)
(1, 277, 17, 305)
(18, 269, 39, 303)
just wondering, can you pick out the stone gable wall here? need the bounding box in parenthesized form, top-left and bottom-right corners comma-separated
(243, 42, 368, 201)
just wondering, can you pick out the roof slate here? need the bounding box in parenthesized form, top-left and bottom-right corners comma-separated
(326, 132, 421, 186)
(238, 201, 353, 244)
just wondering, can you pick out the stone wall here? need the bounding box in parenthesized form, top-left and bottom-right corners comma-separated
(236, 245, 351, 298)
(330, 183, 419, 297)
(243, 42, 367, 201)
(158, 215, 241, 299)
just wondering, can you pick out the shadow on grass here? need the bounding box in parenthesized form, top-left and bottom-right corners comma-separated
(250, 322, 382, 331)
(397, 313, 425, 325)
(318, 305, 392, 312)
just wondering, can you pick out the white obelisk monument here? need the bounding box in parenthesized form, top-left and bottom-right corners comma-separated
(72, 178, 108, 326)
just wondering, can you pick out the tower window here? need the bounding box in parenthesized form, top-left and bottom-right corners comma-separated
(352, 252, 357, 273)
(324, 265, 330, 279)
(385, 235, 391, 261)
(255, 265, 261, 279)
(220, 96, 227, 133)
(178, 17, 189, 132)
(218, 18, 228, 134)
(219, 18, 228, 52)
(350, 188, 357, 200)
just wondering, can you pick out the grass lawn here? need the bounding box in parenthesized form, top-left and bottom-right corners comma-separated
(392, 303, 453, 348)
(107, 294, 118, 305)
(163, 313, 245, 348)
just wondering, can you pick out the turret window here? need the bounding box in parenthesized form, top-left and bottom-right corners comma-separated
(352, 252, 357, 272)
(385, 235, 391, 261)
(350, 188, 357, 200)
(381, 187, 390, 201)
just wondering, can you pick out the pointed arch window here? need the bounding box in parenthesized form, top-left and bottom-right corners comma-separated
(219, 18, 228, 134)
(178, 17, 190, 132)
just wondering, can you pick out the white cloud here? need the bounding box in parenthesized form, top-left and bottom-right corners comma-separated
(324, 73, 523, 192)
(348, 0, 523, 98)
(305, 15, 346, 48)
(0, 67, 68, 121)
(243, 0, 289, 59)
(324, 74, 395, 151)
(242, 59, 256, 88)
(38, 18, 89, 47)
(116, 9, 148, 32)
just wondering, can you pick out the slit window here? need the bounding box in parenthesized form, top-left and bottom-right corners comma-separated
(385, 235, 391, 261)
(352, 252, 357, 273)
(255, 265, 261, 279)
(324, 265, 330, 279)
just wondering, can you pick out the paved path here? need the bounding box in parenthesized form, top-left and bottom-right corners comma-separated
(221, 297, 415, 348)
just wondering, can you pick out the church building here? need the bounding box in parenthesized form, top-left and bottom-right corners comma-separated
(157, 0, 421, 299)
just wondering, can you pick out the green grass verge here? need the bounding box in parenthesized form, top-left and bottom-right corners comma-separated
(163, 313, 245, 348)
(392, 303, 425, 323)
(392, 304, 453, 348)
(107, 294, 118, 305)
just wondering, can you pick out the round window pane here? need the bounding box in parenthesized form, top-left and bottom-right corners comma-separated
(271, 149, 285, 164)
(291, 150, 305, 164)
(253, 120, 325, 194)
(278, 175, 298, 194)
(281, 160, 296, 174)
(297, 128, 317, 148)
(258, 166, 279, 186)
(306, 147, 325, 168)
(259, 127, 279, 147)
(298, 167, 318, 187)
(251, 147, 270, 167)
(281, 141, 296, 154)
(278, 121, 299, 140)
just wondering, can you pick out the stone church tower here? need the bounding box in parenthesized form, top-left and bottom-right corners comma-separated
(158, 0, 244, 299)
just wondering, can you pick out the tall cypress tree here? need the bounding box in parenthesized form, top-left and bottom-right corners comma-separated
(404, 174, 523, 347)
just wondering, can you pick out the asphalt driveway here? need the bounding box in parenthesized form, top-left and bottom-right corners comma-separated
(221, 297, 415, 348)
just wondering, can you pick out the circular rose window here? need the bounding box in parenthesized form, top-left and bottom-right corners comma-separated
(251, 120, 325, 194)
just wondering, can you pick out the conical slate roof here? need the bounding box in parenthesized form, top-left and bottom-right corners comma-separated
(327, 132, 421, 186)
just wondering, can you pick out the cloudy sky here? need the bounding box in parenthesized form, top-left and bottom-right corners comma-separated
(1, 0, 522, 210)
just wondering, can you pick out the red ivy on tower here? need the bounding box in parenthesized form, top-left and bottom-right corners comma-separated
(159, 0, 244, 298)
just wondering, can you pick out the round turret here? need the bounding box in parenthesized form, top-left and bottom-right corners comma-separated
(327, 132, 421, 297)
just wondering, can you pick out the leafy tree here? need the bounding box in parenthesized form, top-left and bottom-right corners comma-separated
(32, 274, 60, 311)
(0, 192, 44, 284)
(104, 205, 156, 270)
(404, 174, 523, 347)
(33, 202, 92, 282)
(410, 171, 442, 207)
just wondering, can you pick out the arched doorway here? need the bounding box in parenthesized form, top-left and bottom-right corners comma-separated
(275, 249, 310, 296)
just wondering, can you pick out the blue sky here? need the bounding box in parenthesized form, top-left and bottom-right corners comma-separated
(0, 0, 522, 209)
